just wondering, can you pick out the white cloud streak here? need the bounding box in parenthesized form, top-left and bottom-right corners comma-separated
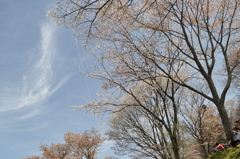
(0, 20, 69, 122)
(18, 21, 57, 110)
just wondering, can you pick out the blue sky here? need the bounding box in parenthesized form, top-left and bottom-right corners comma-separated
(0, 1, 115, 158)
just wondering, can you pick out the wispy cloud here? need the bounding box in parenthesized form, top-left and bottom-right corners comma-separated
(0, 20, 69, 130)
(18, 21, 57, 110)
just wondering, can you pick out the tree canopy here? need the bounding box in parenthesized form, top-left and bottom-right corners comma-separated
(24, 129, 105, 159)
(48, 0, 240, 152)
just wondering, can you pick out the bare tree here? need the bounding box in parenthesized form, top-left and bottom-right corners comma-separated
(180, 94, 225, 158)
(106, 76, 183, 159)
(225, 99, 239, 124)
(48, 0, 240, 141)
(228, 49, 240, 89)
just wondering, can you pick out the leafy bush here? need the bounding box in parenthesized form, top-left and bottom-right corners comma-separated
(208, 148, 240, 159)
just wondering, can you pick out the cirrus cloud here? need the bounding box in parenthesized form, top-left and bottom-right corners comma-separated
(0, 20, 69, 125)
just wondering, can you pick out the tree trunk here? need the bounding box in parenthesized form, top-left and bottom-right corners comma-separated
(172, 142, 180, 159)
(217, 102, 233, 141)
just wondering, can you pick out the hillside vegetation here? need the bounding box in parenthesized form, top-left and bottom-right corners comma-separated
(208, 148, 240, 159)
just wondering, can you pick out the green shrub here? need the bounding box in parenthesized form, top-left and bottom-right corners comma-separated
(208, 148, 240, 159)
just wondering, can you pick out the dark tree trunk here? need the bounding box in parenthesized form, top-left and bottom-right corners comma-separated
(216, 102, 233, 141)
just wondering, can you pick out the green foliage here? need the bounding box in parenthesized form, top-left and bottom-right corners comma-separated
(208, 148, 240, 159)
